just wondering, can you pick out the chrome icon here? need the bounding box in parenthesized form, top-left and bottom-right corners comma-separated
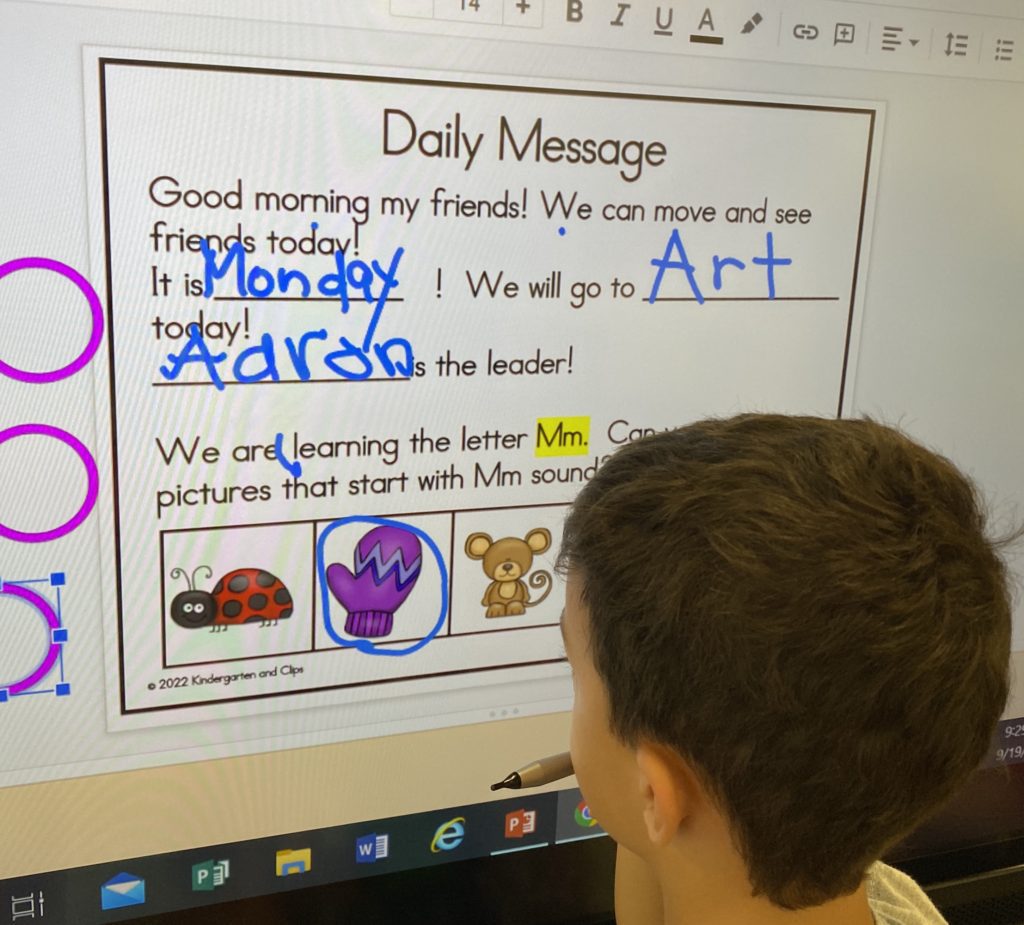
(574, 801, 598, 828)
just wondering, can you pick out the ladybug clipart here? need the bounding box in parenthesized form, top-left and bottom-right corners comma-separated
(169, 566, 294, 632)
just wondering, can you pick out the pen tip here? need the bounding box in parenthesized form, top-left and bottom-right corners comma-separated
(490, 772, 520, 791)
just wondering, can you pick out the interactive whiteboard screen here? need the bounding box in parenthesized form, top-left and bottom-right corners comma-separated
(90, 55, 876, 726)
(2, 1, 1022, 900)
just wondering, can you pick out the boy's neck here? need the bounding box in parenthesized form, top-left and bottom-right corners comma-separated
(650, 843, 877, 925)
(659, 877, 876, 925)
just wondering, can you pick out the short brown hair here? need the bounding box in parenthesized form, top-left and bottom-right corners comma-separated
(558, 415, 1014, 909)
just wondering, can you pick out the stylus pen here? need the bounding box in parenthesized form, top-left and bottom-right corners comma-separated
(490, 751, 575, 791)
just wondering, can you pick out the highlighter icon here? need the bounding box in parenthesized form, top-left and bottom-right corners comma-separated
(275, 847, 311, 876)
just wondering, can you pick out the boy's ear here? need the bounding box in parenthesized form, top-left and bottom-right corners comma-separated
(635, 742, 694, 848)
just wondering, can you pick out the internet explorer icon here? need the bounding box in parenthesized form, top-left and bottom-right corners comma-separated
(430, 816, 466, 853)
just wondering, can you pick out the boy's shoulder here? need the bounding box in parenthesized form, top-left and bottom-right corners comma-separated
(867, 863, 947, 925)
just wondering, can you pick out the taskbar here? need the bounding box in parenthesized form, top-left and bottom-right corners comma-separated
(2, 787, 605, 923)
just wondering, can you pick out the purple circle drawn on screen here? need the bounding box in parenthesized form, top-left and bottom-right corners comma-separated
(0, 424, 99, 543)
(1, 582, 61, 695)
(0, 257, 104, 383)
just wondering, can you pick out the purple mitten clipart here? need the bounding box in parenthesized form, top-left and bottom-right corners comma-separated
(326, 525, 423, 638)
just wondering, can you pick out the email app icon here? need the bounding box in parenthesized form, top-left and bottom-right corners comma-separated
(100, 872, 146, 909)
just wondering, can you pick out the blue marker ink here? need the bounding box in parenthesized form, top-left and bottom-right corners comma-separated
(713, 255, 745, 291)
(283, 330, 329, 381)
(235, 333, 282, 384)
(323, 336, 375, 380)
(201, 239, 248, 298)
(158, 326, 415, 387)
(274, 432, 302, 478)
(159, 245, 414, 387)
(373, 337, 416, 377)
(360, 247, 404, 350)
(646, 230, 793, 303)
(751, 231, 792, 299)
(648, 228, 704, 304)
(201, 238, 404, 315)
(159, 324, 228, 390)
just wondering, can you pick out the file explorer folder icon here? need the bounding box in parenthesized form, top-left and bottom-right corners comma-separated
(275, 848, 311, 876)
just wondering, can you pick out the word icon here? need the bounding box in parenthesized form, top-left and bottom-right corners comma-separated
(355, 833, 390, 863)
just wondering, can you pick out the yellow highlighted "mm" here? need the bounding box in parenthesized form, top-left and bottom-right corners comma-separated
(536, 417, 590, 457)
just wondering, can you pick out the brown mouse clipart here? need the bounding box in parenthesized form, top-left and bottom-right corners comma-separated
(464, 528, 554, 618)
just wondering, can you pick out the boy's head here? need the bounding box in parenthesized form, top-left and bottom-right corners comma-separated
(557, 414, 1014, 910)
